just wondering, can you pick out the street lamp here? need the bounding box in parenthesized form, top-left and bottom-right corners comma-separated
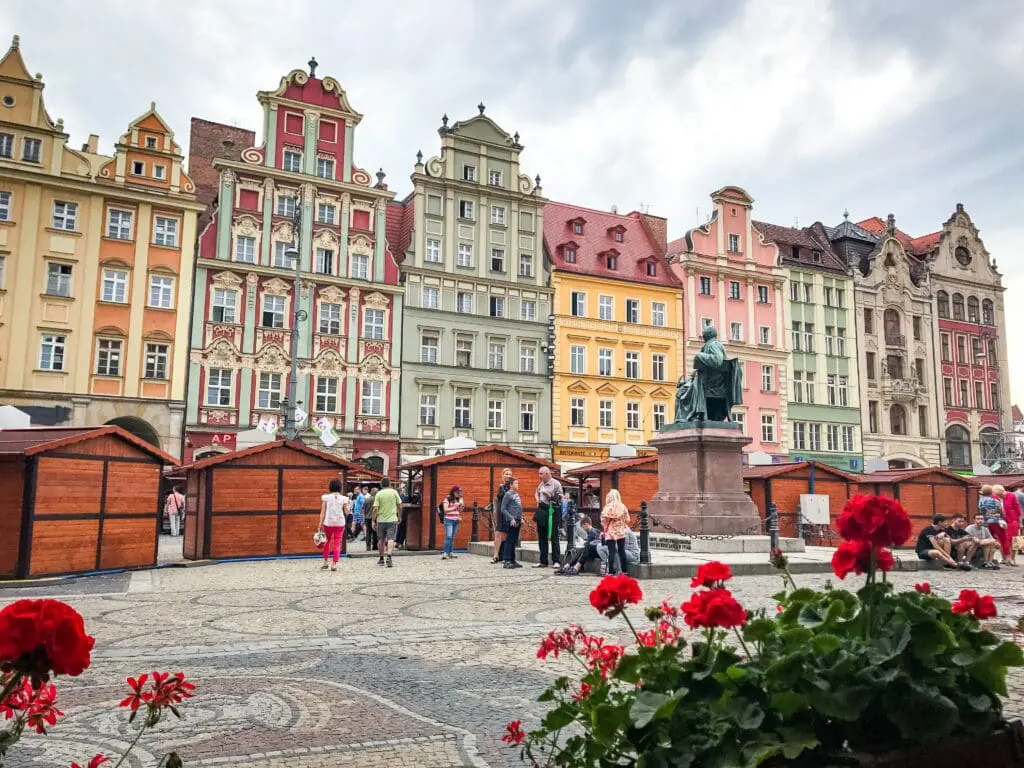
(281, 210, 307, 439)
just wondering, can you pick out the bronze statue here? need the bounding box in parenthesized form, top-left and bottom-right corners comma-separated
(672, 325, 744, 425)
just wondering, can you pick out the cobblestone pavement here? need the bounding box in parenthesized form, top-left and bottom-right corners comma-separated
(2, 551, 1023, 767)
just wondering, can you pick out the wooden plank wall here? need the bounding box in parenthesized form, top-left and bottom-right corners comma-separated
(0, 460, 26, 577)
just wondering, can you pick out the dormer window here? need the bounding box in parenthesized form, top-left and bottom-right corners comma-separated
(614, 231, 624, 243)
(646, 262, 657, 277)
(812, 250, 821, 263)
(145, 137, 157, 150)
(791, 245, 799, 259)
(570, 218, 585, 236)
(564, 247, 576, 263)
(607, 225, 626, 243)
(606, 254, 618, 270)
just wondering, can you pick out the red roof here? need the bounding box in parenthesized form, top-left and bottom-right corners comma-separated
(0, 425, 178, 464)
(856, 467, 972, 485)
(398, 444, 561, 472)
(385, 197, 414, 265)
(543, 201, 680, 287)
(972, 474, 1024, 490)
(1013, 404, 1023, 422)
(741, 461, 855, 481)
(910, 231, 941, 254)
(566, 455, 658, 476)
(855, 216, 940, 257)
(180, 439, 382, 475)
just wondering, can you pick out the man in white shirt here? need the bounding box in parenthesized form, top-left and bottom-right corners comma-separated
(964, 513, 1001, 569)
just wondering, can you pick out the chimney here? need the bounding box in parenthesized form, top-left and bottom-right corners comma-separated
(611, 204, 618, 214)
(82, 134, 99, 153)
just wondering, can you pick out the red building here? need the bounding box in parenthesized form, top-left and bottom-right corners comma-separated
(183, 60, 403, 475)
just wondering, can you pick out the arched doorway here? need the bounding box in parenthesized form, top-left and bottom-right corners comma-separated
(889, 404, 908, 436)
(105, 416, 161, 449)
(944, 425, 971, 469)
(360, 455, 385, 475)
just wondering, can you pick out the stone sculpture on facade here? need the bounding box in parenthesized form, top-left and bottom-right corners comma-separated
(672, 325, 744, 425)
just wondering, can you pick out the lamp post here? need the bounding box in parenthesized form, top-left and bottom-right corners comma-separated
(282, 210, 306, 439)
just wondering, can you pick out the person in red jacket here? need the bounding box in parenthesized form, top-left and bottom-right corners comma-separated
(994, 485, 1020, 566)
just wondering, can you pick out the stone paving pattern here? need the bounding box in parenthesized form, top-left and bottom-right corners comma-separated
(2, 540, 1024, 767)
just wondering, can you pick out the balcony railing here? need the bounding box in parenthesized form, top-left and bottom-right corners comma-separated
(885, 334, 906, 348)
(883, 377, 925, 402)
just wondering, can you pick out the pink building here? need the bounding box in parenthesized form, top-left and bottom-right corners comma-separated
(667, 186, 787, 460)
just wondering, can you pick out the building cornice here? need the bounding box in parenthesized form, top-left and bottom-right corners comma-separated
(551, 271, 683, 295)
(0, 164, 204, 211)
(196, 258, 403, 294)
(214, 158, 393, 202)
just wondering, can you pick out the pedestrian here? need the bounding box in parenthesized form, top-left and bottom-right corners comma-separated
(351, 484, 366, 540)
(164, 485, 185, 537)
(600, 489, 631, 575)
(993, 485, 1020, 566)
(558, 515, 602, 575)
(441, 485, 464, 560)
(533, 466, 564, 569)
(492, 468, 513, 564)
(980, 484, 1009, 562)
(364, 488, 378, 551)
(317, 478, 350, 572)
(372, 478, 402, 568)
(501, 477, 523, 569)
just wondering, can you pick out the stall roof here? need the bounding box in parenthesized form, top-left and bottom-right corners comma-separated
(0, 425, 178, 464)
(397, 444, 561, 472)
(968, 474, 1024, 489)
(566, 455, 658, 476)
(742, 461, 856, 481)
(856, 467, 972, 484)
(179, 439, 384, 476)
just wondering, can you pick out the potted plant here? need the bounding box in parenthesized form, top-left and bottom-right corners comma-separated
(507, 495, 1024, 767)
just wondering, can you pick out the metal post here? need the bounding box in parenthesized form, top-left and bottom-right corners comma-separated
(471, 501, 479, 543)
(564, 499, 577, 551)
(283, 210, 304, 440)
(639, 500, 651, 565)
(767, 501, 780, 552)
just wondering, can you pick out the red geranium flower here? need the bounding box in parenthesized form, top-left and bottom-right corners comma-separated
(690, 561, 732, 588)
(681, 588, 747, 629)
(836, 494, 912, 548)
(70, 756, 108, 768)
(952, 589, 998, 620)
(0, 599, 95, 683)
(914, 583, 931, 594)
(572, 682, 593, 702)
(119, 671, 195, 721)
(831, 540, 894, 580)
(536, 625, 585, 660)
(0, 678, 63, 734)
(502, 720, 525, 745)
(589, 574, 643, 618)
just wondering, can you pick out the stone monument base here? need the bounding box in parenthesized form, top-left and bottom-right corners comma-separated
(647, 422, 761, 536)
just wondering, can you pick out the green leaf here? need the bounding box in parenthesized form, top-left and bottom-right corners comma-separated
(542, 704, 577, 731)
(989, 641, 1024, 666)
(866, 622, 911, 665)
(968, 642, 1024, 696)
(807, 687, 870, 720)
(613, 652, 645, 683)
(779, 726, 820, 759)
(743, 617, 778, 643)
(727, 696, 765, 730)
(884, 681, 959, 741)
(967, 692, 994, 712)
(770, 690, 807, 717)
(630, 691, 681, 728)
(811, 633, 842, 655)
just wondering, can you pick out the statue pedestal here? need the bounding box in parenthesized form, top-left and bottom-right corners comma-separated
(648, 423, 761, 536)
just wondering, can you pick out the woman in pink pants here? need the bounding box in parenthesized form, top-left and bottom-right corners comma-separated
(318, 478, 350, 571)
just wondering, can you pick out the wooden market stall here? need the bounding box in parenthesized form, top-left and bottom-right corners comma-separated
(743, 462, 856, 538)
(854, 468, 979, 537)
(397, 446, 562, 551)
(567, 456, 659, 518)
(180, 440, 382, 561)
(0, 426, 178, 579)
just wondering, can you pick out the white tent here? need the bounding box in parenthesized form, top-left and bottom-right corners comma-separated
(0, 405, 31, 429)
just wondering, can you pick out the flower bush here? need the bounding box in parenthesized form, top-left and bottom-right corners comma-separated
(511, 496, 1024, 767)
(0, 599, 193, 767)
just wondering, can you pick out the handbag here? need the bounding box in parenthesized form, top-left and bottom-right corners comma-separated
(313, 529, 327, 546)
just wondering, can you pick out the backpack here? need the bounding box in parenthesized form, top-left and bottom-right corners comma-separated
(437, 502, 446, 523)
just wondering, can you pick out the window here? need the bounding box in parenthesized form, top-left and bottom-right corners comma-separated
(975, 380, 985, 409)
(564, 247, 576, 263)
(0, 133, 11, 158)
(456, 242, 473, 267)
(235, 236, 256, 263)
(257, 372, 283, 409)
(945, 425, 971, 468)
(868, 401, 878, 433)
(823, 326, 835, 356)
(487, 399, 504, 429)
(759, 326, 770, 345)
(728, 233, 740, 252)
(653, 404, 666, 431)
(729, 322, 743, 342)
(425, 238, 441, 262)
(454, 396, 471, 428)
(0, 191, 9, 221)
(804, 372, 815, 403)
(971, 337, 983, 364)
(573, 221, 584, 235)
(206, 368, 232, 405)
(420, 393, 437, 425)
(361, 381, 383, 415)
(153, 165, 166, 180)
(455, 338, 472, 367)
(262, 295, 286, 328)
(422, 286, 439, 310)
(991, 382, 1001, 412)
(606, 254, 618, 270)
(462, 165, 477, 182)
(958, 379, 969, 407)
(803, 283, 813, 303)
(571, 292, 586, 317)
(459, 200, 474, 220)
(283, 150, 302, 173)
(982, 299, 994, 325)
(952, 293, 965, 320)
(809, 423, 822, 451)
(866, 351, 877, 380)
(487, 342, 505, 370)
(144, 137, 158, 150)
(803, 323, 814, 353)
(598, 295, 612, 321)
(841, 426, 854, 452)
(570, 345, 586, 374)
(490, 206, 506, 226)
(154, 217, 178, 247)
(363, 309, 384, 339)
(316, 157, 335, 179)
(317, 203, 336, 225)
(699, 276, 712, 295)
(315, 248, 334, 275)
(914, 357, 925, 383)
(319, 302, 341, 334)
(0, 254, 4, 288)
(757, 285, 769, 304)
(625, 351, 639, 379)
(863, 308, 874, 334)
(652, 354, 666, 381)
(967, 296, 980, 324)
(988, 339, 997, 367)
(95, 339, 122, 376)
(38, 334, 66, 371)
(701, 317, 714, 331)
(836, 288, 845, 308)
(886, 354, 904, 378)
(276, 195, 297, 218)
(957, 336, 967, 363)
(614, 230, 624, 243)
(729, 281, 741, 300)
(22, 138, 41, 163)
(733, 411, 746, 435)
(350, 252, 371, 280)
(793, 422, 806, 450)
(518, 253, 534, 278)
(598, 348, 612, 377)
(836, 328, 846, 357)
(599, 400, 613, 428)
(792, 372, 804, 404)
(457, 292, 473, 314)
(106, 210, 133, 240)
(52, 201, 78, 231)
(626, 402, 640, 430)
(488, 170, 502, 187)
(489, 296, 504, 318)
(139, 343, 168, 381)
(824, 286, 834, 307)
(890, 404, 908, 435)
(937, 333, 950, 362)
(273, 242, 292, 268)
(490, 248, 505, 272)
(789, 281, 799, 302)
(625, 299, 639, 324)
(791, 322, 802, 352)
(211, 288, 237, 323)
(520, 299, 536, 321)
(943, 378, 954, 406)
(570, 397, 586, 427)
(148, 275, 173, 308)
(827, 424, 839, 452)
(131, 160, 145, 175)
(521, 402, 536, 432)
(912, 315, 923, 341)
(761, 413, 776, 443)
(315, 377, 339, 412)
(520, 343, 536, 373)
(646, 262, 657, 277)
(43, 262, 72, 297)
(651, 302, 666, 327)
(100, 269, 127, 303)
(761, 364, 773, 392)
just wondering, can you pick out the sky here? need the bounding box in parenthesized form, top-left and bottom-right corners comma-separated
(3, 0, 1024, 403)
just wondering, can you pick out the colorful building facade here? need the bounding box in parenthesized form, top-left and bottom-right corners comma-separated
(755, 221, 863, 472)
(545, 202, 682, 469)
(392, 108, 552, 461)
(185, 61, 402, 472)
(668, 187, 788, 461)
(0, 36, 201, 457)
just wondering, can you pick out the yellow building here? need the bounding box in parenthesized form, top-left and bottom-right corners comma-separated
(0, 36, 203, 456)
(544, 202, 684, 469)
